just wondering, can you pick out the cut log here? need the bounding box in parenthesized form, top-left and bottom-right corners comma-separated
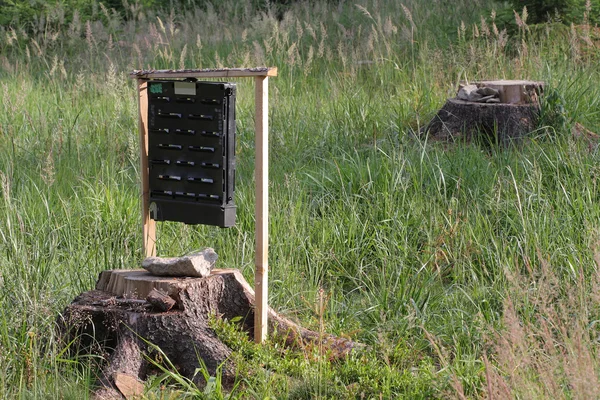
(146, 288, 176, 312)
(58, 269, 360, 398)
(425, 80, 544, 145)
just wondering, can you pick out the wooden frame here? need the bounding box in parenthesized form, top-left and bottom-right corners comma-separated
(130, 67, 277, 343)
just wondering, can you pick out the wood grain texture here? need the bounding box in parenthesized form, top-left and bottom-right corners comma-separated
(130, 67, 278, 79)
(254, 76, 269, 344)
(97, 269, 194, 299)
(137, 80, 156, 257)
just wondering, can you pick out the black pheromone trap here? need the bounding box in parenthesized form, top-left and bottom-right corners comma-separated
(146, 80, 236, 227)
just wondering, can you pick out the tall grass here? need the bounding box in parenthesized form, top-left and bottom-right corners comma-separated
(1, 0, 600, 397)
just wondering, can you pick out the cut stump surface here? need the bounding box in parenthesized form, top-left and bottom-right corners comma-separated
(469, 80, 544, 104)
(59, 269, 359, 398)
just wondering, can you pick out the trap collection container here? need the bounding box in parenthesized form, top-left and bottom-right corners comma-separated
(146, 80, 236, 227)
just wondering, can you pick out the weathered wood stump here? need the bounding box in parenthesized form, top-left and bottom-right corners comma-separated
(425, 80, 544, 145)
(58, 269, 359, 399)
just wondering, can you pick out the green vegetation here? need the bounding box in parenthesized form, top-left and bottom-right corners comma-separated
(496, 0, 600, 25)
(0, 0, 599, 398)
(0, 0, 157, 27)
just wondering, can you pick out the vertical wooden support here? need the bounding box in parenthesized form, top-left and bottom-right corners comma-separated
(137, 79, 157, 257)
(254, 76, 269, 343)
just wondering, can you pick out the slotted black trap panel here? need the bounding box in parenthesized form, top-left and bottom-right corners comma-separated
(147, 80, 236, 227)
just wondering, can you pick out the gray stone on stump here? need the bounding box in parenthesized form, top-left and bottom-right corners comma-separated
(142, 248, 217, 277)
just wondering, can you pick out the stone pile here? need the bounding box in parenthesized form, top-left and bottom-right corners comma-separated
(457, 84, 501, 103)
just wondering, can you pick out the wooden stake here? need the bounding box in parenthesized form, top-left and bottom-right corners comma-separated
(254, 76, 269, 343)
(137, 79, 156, 257)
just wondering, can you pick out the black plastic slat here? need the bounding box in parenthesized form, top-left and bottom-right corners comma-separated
(176, 161, 195, 167)
(158, 112, 182, 118)
(157, 144, 182, 150)
(151, 159, 171, 165)
(189, 146, 215, 153)
(188, 114, 213, 121)
(201, 162, 220, 169)
(188, 177, 214, 184)
(175, 129, 195, 135)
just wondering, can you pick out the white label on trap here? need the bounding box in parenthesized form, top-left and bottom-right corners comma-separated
(174, 82, 196, 96)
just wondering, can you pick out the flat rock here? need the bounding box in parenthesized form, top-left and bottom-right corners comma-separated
(142, 248, 217, 277)
(478, 87, 500, 97)
(457, 84, 479, 101)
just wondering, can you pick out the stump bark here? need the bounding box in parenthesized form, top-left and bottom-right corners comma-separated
(58, 269, 359, 399)
(425, 80, 544, 145)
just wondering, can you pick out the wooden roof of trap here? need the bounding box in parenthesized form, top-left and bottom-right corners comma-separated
(129, 67, 278, 79)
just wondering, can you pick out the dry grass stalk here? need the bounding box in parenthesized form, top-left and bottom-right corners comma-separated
(0, 170, 11, 203)
(179, 44, 187, 70)
(355, 4, 372, 19)
(480, 16, 490, 37)
(401, 4, 416, 31)
(422, 327, 467, 400)
(570, 23, 581, 61)
(317, 22, 327, 58)
(304, 45, 314, 76)
(85, 20, 94, 50)
(31, 39, 42, 57)
(41, 150, 55, 187)
(486, 251, 600, 399)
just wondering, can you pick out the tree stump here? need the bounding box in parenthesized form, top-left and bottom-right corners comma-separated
(424, 80, 544, 145)
(58, 269, 359, 399)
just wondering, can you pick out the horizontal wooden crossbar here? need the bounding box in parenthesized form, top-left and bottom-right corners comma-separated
(130, 67, 277, 79)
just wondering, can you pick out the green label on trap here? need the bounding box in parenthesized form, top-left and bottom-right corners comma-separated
(150, 83, 163, 94)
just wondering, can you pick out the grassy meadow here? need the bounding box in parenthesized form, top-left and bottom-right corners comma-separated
(1, 0, 600, 398)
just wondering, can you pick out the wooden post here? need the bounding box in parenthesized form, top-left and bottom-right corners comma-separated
(137, 79, 157, 257)
(254, 76, 269, 343)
